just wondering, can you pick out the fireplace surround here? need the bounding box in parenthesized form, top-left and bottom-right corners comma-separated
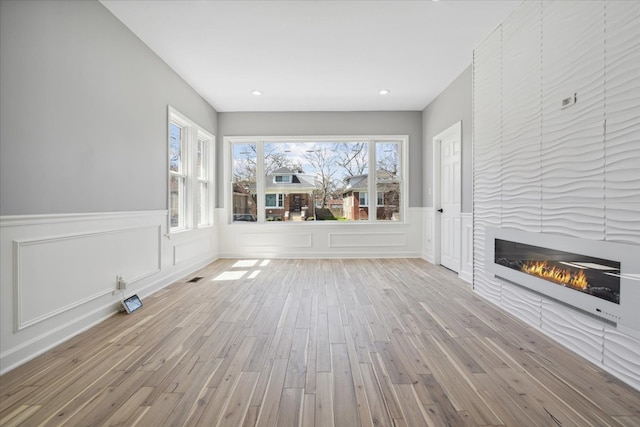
(486, 227, 640, 337)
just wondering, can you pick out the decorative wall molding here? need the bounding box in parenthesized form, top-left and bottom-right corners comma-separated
(13, 225, 161, 331)
(174, 235, 214, 266)
(0, 210, 218, 374)
(422, 208, 435, 263)
(458, 213, 473, 283)
(217, 207, 424, 259)
(0, 210, 169, 227)
(328, 232, 406, 248)
(236, 232, 313, 249)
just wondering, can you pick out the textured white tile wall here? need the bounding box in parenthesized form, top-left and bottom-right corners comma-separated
(473, 0, 640, 390)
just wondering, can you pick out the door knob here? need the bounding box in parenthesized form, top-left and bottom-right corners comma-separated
(437, 208, 443, 213)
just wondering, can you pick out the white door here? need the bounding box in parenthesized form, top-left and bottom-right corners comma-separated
(440, 132, 461, 272)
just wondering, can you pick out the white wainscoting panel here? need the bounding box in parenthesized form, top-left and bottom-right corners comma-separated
(0, 211, 218, 374)
(236, 232, 313, 249)
(422, 208, 434, 263)
(458, 213, 473, 283)
(14, 225, 160, 331)
(174, 235, 214, 265)
(329, 232, 405, 248)
(218, 207, 424, 259)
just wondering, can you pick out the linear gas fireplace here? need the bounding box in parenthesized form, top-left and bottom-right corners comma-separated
(495, 239, 620, 304)
(486, 227, 640, 336)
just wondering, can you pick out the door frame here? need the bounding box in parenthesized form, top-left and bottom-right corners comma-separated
(432, 121, 462, 268)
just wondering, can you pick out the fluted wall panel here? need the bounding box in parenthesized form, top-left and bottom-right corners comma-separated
(540, 203, 606, 240)
(603, 327, 640, 390)
(605, 203, 640, 245)
(604, 1, 640, 206)
(473, 26, 503, 305)
(500, 282, 541, 327)
(501, 1, 542, 209)
(541, 300, 604, 366)
(541, 1, 605, 207)
(473, 1, 640, 390)
(501, 204, 541, 233)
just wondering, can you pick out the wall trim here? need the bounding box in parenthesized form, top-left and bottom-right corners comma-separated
(458, 213, 473, 283)
(0, 253, 216, 375)
(328, 232, 406, 248)
(0, 210, 218, 375)
(422, 207, 435, 263)
(12, 225, 162, 331)
(0, 210, 168, 227)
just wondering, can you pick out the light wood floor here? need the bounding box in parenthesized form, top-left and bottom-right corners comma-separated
(1, 258, 639, 426)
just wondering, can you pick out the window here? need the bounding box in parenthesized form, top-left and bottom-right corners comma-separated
(358, 191, 383, 207)
(195, 137, 210, 226)
(228, 136, 406, 223)
(265, 193, 284, 208)
(274, 175, 292, 183)
(168, 107, 214, 232)
(359, 192, 368, 207)
(169, 123, 186, 229)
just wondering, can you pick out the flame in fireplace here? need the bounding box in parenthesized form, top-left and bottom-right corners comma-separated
(521, 261, 589, 290)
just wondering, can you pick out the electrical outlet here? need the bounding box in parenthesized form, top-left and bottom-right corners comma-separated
(561, 93, 576, 109)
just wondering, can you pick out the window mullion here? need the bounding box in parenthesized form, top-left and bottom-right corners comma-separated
(256, 141, 265, 222)
(368, 139, 376, 222)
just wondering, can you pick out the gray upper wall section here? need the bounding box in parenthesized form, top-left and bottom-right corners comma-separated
(0, 0, 472, 215)
(0, 0, 217, 215)
(422, 66, 472, 212)
(218, 111, 423, 207)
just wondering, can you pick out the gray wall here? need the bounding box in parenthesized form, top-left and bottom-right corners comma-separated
(0, 0, 217, 215)
(217, 111, 423, 208)
(422, 66, 472, 212)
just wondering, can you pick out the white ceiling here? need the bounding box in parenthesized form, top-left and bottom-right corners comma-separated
(100, 0, 518, 112)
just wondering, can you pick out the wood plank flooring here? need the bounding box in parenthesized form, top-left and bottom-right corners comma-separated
(1, 258, 639, 426)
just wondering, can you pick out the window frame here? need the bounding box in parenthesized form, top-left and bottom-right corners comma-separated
(265, 193, 285, 208)
(225, 135, 407, 224)
(358, 191, 384, 208)
(168, 106, 215, 233)
(274, 175, 292, 184)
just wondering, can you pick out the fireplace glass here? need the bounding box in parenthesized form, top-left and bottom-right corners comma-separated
(495, 239, 621, 304)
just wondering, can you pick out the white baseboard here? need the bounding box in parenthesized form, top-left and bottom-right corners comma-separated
(0, 211, 217, 374)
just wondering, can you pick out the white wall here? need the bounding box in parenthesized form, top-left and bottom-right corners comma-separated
(0, 1, 219, 373)
(473, 0, 640, 390)
(216, 208, 425, 259)
(0, 212, 216, 373)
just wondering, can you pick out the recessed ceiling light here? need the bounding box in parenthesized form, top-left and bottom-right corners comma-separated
(379, 89, 390, 95)
(251, 90, 263, 96)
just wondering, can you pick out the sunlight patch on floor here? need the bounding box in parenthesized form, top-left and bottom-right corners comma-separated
(233, 260, 258, 268)
(212, 271, 247, 281)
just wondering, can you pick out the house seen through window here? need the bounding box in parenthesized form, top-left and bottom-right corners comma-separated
(229, 137, 405, 223)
